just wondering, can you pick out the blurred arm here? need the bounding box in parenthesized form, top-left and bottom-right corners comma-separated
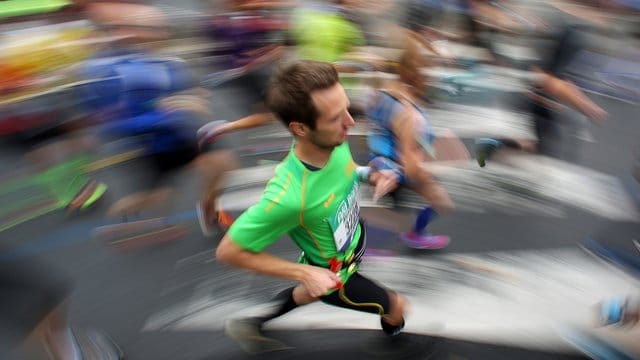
(216, 235, 307, 281)
(392, 106, 435, 184)
(220, 112, 276, 135)
(533, 68, 607, 123)
(216, 233, 341, 297)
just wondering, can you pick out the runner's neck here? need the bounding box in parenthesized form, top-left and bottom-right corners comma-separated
(293, 140, 334, 169)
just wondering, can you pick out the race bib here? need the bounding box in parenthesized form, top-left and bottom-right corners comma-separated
(328, 182, 360, 252)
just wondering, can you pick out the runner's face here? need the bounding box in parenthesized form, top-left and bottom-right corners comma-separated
(308, 83, 355, 149)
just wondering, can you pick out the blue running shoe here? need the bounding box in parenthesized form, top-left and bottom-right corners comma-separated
(600, 296, 640, 327)
(600, 297, 625, 326)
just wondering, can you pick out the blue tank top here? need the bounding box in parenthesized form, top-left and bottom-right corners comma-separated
(77, 55, 197, 153)
(366, 91, 436, 161)
(77, 54, 194, 117)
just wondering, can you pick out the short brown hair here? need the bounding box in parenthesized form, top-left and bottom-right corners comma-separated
(266, 60, 339, 129)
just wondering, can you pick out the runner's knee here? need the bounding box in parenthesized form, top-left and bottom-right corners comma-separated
(413, 182, 454, 215)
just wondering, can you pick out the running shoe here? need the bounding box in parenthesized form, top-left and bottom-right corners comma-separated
(400, 231, 450, 249)
(475, 138, 502, 168)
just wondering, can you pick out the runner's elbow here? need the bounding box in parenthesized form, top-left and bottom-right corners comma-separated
(215, 244, 230, 264)
(215, 236, 238, 264)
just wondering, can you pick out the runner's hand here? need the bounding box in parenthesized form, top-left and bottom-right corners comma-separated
(370, 169, 399, 201)
(301, 265, 341, 297)
(197, 120, 228, 148)
(582, 100, 608, 124)
(157, 95, 211, 116)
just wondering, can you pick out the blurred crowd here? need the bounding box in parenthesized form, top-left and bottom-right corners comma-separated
(1, 0, 640, 358)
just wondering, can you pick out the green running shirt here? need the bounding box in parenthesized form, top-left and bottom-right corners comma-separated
(0, 0, 71, 19)
(229, 142, 362, 273)
(291, 7, 365, 63)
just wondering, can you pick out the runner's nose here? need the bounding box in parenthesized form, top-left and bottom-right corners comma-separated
(345, 111, 355, 127)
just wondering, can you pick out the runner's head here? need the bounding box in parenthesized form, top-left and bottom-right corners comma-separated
(398, 38, 430, 93)
(87, 2, 170, 43)
(266, 60, 355, 149)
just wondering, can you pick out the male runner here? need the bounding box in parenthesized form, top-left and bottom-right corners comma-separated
(77, 2, 237, 238)
(216, 60, 407, 352)
(472, 0, 607, 166)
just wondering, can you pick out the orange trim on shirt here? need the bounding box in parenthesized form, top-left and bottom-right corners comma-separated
(265, 172, 292, 212)
(324, 193, 335, 208)
(345, 160, 357, 177)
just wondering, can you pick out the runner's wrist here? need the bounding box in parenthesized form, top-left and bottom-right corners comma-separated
(356, 166, 371, 182)
(295, 264, 315, 283)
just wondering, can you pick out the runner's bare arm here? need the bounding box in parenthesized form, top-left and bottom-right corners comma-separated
(532, 67, 607, 123)
(392, 108, 436, 184)
(389, 103, 457, 213)
(221, 113, 276, 134)
(216, 235, 340, 297)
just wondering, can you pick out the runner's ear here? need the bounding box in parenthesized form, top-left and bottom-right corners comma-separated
(289, 122, 306, 137)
